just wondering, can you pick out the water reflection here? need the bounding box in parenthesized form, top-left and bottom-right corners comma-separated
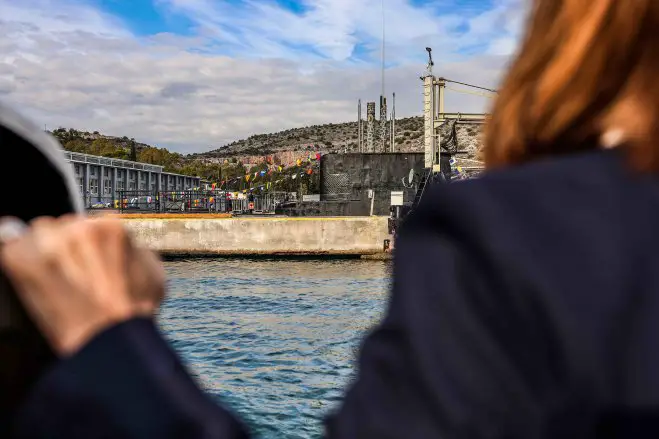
(159, 258, 389, 439)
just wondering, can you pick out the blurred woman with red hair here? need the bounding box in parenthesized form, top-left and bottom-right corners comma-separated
(6, 0, 659, 437)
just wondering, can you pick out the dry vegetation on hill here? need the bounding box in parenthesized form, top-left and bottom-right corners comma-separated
(194, 115, 483, 164)
(194, 116, 426, 160)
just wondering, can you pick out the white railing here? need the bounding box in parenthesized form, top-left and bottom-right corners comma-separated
(62, 151, 164, 173)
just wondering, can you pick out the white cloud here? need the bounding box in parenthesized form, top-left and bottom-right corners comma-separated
(0, 0, 528, 154)
(159, 0, 524, 62)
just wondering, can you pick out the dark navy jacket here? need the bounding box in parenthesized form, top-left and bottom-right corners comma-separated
(13, 150, 659, 438)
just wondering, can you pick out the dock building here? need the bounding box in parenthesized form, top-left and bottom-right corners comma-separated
(62, 151, 201, 208)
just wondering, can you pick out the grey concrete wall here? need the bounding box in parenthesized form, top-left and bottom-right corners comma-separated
(320, 153, 425, 216)
(124, 216, 390, 255)
(276, 200, 371, 217)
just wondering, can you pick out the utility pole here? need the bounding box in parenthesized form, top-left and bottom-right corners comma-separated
(422, 47, 435, 169)
(381, 0, 385, 99)
(379, 0, 387, 153)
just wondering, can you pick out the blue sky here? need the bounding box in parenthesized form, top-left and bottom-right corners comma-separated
(0, 0, 526, 152)
(97, 0, 495, 36)
(93, 0, 197, 36)
(91, 0, 517, 63)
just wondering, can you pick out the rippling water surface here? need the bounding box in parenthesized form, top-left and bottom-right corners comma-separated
(158, 259, 389, 438)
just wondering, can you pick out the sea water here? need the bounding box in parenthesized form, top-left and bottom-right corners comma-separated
(159, 258, 389, 438)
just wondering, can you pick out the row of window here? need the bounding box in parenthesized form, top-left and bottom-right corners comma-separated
(73, 165, 193, 186)
(73, 164, 162, 182)
(81, 180, 154, 195)
(77, 178, 190, 195)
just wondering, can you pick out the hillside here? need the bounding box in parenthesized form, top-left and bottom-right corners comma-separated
(194, 116, 483, 165)
(195, 116, 425, 161)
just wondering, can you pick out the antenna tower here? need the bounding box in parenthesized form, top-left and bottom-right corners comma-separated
(381, 0, 385, 97)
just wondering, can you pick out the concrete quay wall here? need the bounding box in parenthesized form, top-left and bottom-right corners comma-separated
(123, 216, 390, 256)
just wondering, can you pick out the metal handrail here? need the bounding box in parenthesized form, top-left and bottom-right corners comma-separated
(418, 169, 432, 202)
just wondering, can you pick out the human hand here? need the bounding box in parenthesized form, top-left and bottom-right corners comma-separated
(0, 216, 165, 356)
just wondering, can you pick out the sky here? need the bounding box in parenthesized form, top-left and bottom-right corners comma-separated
(0, 0, 528, 154)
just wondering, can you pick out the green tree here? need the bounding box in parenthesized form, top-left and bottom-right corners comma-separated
(90, 138, 116, 156)
(63, 138, 87, 153)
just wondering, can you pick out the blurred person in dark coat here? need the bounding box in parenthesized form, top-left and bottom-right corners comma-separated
(6, 0, 659, 437)
(0, 102, 83, 437)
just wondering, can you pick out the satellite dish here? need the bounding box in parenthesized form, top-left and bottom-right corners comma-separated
(402, 168, 415, 188)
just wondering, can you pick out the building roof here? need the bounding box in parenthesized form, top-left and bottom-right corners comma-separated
(62, 150, 201, 179)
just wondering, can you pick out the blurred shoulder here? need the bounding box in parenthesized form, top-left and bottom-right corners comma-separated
(400, 150, 627, 245)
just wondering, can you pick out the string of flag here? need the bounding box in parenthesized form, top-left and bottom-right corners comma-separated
(212, 152, 322, 191)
